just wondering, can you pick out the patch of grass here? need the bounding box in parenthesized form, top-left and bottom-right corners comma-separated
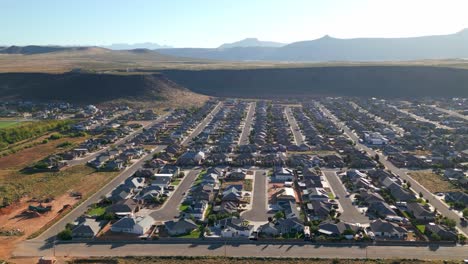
(0, 121, 20, 129)
(88, 206, 106, 217)
(0, 165, 118, 207)
(179, 204, 189, 212)
(178, 229, 200, 238)
(244, 179, 253, 192)
(416, 224, 426, 234)
(172, 179, 181, 186)
(409, 171, 460, 193)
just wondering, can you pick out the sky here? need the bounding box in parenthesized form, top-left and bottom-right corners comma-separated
(1, 0, 468, 48)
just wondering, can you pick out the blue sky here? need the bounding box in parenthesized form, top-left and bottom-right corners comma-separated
(1, 0, 468, 47)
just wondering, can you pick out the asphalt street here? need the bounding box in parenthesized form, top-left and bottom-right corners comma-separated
(389, 105, 453, 130)
(318, 103, 468, 236)
(349, 101, 405, 136)
(242, 170, 271, 222)
(429, 105, 468, 121)
(284, 106, 305, 145)
(150, 170, 200, 221)
(13, 241, 468, 260)
(34, 145, 167, 242)
(239, 102, 256, 145)
(181, 102, 223, 146)
(323, 171, 370, 224)
(67, 111, 171, 166)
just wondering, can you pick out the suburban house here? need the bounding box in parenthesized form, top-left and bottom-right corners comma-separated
(318, 221, 361, 238)
(106, 199, 139, 217)
(369, 219, 408, 239)
(71, 218, 105, 239)
(425, 223, 458, 241)
(259, 217, 305, 236)
(151, 174, 172, 189)
(275, 187, 297, 201)
(214, 217, 254, 238)
(273, 167, 295, 182)
(307, 200, 333, 220)
(110, 215, 154, 235)
(405, 202, 435, 222)
(164, 218, 198, 236)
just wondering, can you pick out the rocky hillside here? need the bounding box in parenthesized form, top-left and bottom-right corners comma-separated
(0, 72, 207, 106)
(161, 66, 468, 98)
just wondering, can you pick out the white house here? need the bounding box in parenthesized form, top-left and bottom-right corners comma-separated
(274, 167, 294, 182)
(110, 215, 154, 235)
(364, 131, 388, 145)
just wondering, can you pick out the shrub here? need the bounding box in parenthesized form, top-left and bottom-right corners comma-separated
(49, 134, 62, 140)
(57, 228, 72, 240)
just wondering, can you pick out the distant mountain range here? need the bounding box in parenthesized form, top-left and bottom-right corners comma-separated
(0, 45, 102, 55)
(100, 42, 173, 50)
(158, 29, 468, 61)
(218, 38, 286, 49)
(3, 29, 468, 61)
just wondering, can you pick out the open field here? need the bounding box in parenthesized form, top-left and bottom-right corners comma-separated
(0, 165, 119, 259)
(66, 256, 463, 264)
(0, 165, 119, 206)
(0, 135, 87, 169)
(408, 171, 461, 193)
(0, 120, 72, 148)
(0, 121, 21, 129)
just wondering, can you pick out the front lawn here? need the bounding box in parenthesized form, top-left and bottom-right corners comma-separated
(179, 229, 200, 238)
(88, 206, 106, 217)
(172, 179, 181, 186)
(416, 224, 425, 234)
(244, 179, 253, 191)
(179, 204, 190, 212)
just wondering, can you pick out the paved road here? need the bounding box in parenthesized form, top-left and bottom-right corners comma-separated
(242, 170, 271, 222)
(429, 105, 468, 121)
(389, 105, 453, 130)
(318, 103, 468, 236)
(323, 171, 370, 224)
(68, 112, 171, 166)
(150, 170, 200, 221)
(181, 102, 223, 146)
(34, 145, 167, 242)
(349, 101, 405, 136)
(284, 106, 305, 145)
(13, 241, 468, 260)
(239, 102, 256, 145)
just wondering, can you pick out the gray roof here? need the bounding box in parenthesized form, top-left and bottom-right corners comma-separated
(370, 219, 407, 234)
(72, 218, 104, 237)
(318, 221, 360, 235)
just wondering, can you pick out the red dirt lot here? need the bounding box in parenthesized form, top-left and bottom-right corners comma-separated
(0, 194, 79, 260)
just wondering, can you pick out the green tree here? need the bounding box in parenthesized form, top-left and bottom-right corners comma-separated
(57, 228, 72, 240)
(274, 211, 285, 220)
(463, 208, 468, 218)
